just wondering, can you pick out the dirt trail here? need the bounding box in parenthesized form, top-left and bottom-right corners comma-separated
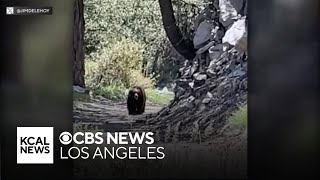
(73, 97, 163, 132)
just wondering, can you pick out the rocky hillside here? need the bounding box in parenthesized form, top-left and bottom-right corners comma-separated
(145, 0, 248, 142)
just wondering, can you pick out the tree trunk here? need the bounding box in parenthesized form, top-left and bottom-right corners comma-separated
(73, 0, 85, 87)
(158, 0, 196, 60)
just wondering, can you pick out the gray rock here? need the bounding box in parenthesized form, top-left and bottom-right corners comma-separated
(183, 60, 190, 66)
(193, 21, 214, 49)
(219, 0, 239, 28)
(188, 81, 195, 89)
(202, 97, 211, 104)
(202, 92, 214, 104)
(229, 66, 246, 77)
(193, 73, 207, 87)
(196, 41, 215, 54)
(206, 92, 213, 99)
(222, 18, 246, 46)
(209, 44, 224, 60)
(222, 42, 232, 51)
(193, 72, 208, 81)
(175, 95, 195, 110)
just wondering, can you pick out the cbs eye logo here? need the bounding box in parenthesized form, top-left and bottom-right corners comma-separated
(59, 132, 72, 145)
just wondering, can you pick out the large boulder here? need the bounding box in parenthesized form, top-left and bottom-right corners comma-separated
(222, 17, 246, 46)
(193, 21, 214, 49)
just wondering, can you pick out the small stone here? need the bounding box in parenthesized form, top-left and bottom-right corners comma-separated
(193, 73, 208, 81)
(222, 42, 231, 51)
(188, 81, 195, 89)
(202, 92, 213, 104)
(206, 92, 213, 98)
(202, 98, 211, 104)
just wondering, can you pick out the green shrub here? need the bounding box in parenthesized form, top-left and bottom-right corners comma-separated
(93, 84, 127, 100)
(228, 105, 247, 130)
(85, 38, 156, 89)
(129, 70, 156, 89)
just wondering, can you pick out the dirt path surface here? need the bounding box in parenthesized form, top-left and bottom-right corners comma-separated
(73, 97, 164, 132)
(73, 97, 246, 179)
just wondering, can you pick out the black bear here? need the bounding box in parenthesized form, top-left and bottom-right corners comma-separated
(127, 86, 146, 115)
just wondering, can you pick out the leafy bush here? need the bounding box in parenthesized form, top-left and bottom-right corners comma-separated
(85, 38, 156, 89)
(129, 70, 156, 89)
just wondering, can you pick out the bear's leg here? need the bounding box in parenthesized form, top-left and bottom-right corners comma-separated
(137, 100, 143, 114)
(141, 100, 145, 114)
(127, 97, 135, 115)
(132, 103, 137, 115)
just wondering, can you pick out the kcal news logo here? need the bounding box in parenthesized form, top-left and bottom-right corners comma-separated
(17, 127, 54, 164)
